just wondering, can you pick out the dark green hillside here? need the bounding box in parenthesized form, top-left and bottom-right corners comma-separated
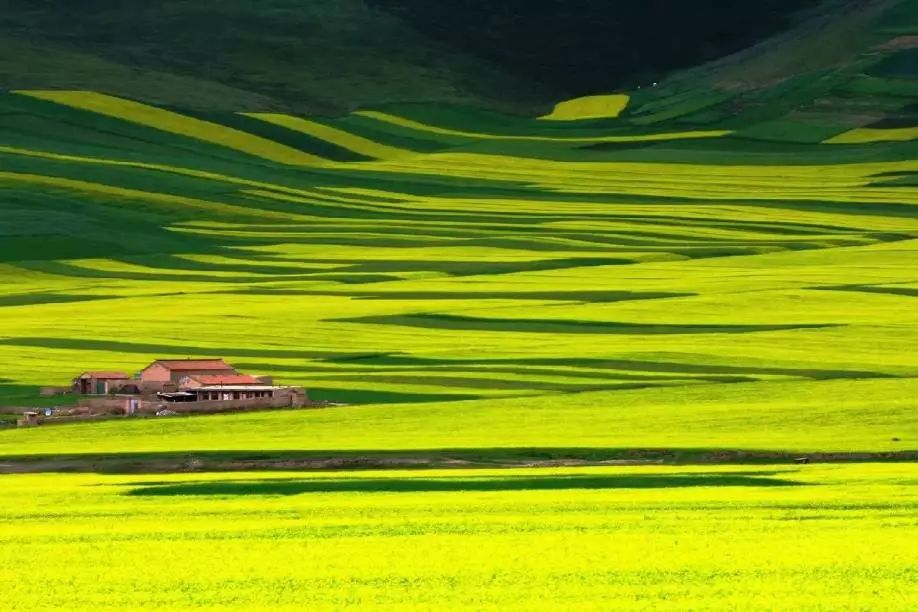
(0, 0, 552, 114)
(1, 0, 826, 115)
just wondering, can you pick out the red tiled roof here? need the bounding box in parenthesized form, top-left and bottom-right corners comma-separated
(153, 359, 234, 372)
(80, 371, 131, 379)
(191, 374, 262, 386)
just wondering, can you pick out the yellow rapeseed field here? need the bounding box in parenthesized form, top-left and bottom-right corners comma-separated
(540, 93, 630, 120)
(1, 464, 916, 610)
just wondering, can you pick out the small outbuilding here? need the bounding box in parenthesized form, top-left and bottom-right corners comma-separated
(73, 371, 132, 395)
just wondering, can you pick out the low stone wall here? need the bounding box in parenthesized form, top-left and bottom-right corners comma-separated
(79, 397, 138, 415)
(144, 393, 307, 415)
(15, 387, 312, 426)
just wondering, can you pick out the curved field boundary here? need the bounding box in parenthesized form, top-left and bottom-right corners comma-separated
(0, 171, 308, 221)
(243, 113, 415, 160)
(827, 127, 918, 143)
(354, 110, 731, 143)
(0, 145, 344, 202)
(14, 91, 327, 166)
(540, 94, 630, 121)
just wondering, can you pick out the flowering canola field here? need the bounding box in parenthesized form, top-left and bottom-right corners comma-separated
(1, 464, 916, 611)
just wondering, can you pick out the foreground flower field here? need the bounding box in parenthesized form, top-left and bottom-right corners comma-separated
(1, 464, 916, 610)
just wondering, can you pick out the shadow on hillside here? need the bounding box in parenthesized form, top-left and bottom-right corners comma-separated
(125, 472, 804, 496)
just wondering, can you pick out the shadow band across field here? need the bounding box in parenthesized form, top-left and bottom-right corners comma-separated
(125, 472, 805, 497)
(334, 314, 840, 335)
(1, 448, 916, 475)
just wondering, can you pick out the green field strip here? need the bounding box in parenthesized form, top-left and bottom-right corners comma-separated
(363, 103, 631, 137)
(115, 254, 350, 276)
(734, 119, 852, 144)
(814, 283, 918, 297)
(13, 91, 328, 165)
(305, 372, 692, 393)
(868, 48, 918, 79)
(0, 293, 119, 308)
(335, 313, 839, 335)
(291, 362, 761, 385)
(317, 354, 891, 381)
(840, 75, 918, 97)
(218, 289, 694, 303)
(0, 145, 334, 209)
(627, 90, 734, 125)
(0, 169, 309, 223)
(354, 110, 731, 143)
(12, 259, 398, 285)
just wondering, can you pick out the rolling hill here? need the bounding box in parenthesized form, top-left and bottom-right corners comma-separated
(0, 0, 916, 459)
(1, 0, 826, 114)
(2, 3, 918, 610)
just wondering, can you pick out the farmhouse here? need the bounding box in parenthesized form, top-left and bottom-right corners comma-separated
(23, 358, 314, 426)
(72, 371, 132, 395)
(140, 358, 237, 384)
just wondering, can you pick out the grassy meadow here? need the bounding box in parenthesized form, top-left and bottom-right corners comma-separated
(1, 464, 917, 610)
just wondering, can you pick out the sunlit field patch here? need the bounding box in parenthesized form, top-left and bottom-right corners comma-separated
(540, 93, 630, 120)
(827, 126, 918, 143)
(0, 464, 916, 610)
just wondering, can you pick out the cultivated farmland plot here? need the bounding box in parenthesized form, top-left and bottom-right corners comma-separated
(1, 465, 917, 610)
(1, 0, 918, 608)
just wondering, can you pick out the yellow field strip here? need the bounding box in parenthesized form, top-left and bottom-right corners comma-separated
(243, 113, 414, 159)
(355, 110, 730, 142)
(14, 91, 327, 166)
(827, 127, 918, 144)
(540, 94, 630, 121)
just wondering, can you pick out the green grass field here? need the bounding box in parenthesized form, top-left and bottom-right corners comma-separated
(1, 1, 917, 608)
(2, 464, 916, 610)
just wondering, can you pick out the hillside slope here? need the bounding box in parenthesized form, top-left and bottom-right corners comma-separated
(0, 0, 916, 455)
(0, 0, 553, 114)
(1, 0, 826, 115)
